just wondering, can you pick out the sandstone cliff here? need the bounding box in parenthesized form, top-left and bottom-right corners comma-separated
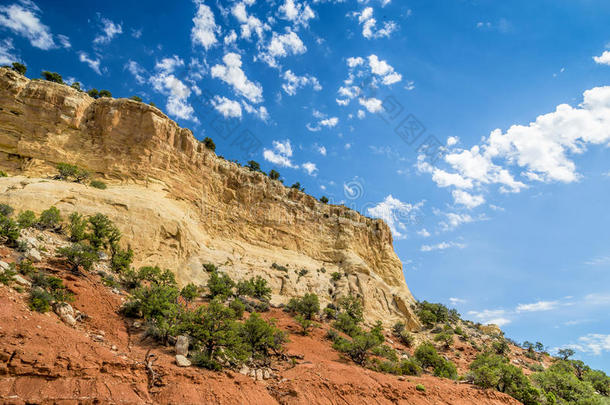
(0, 67, 419, 328)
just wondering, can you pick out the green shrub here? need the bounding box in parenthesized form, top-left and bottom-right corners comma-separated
(41, 71, 63, 83)
(246, 160, 261, 172)
(29, 287, 54, 312)
(331, 272, 342, 282)
(202, 263, 217, 273)
(87, 213, 121, 252)
(400, 358, 422, 376)
(236, 276, 271, 301)
(0, 265, 16, 285)
(0, 170, 7, 177)
(203, 137, 216, 152)
(99, 90, 112, 98)
(433, 358, 458, 379)
(127, 283, 180, 344)
(207, 270, 235, 299)
(11, 62, 26, 75)
(434, 325, 455, 348)
(56, 163, 89, 182)
(295, 314, 315, 335)
(56, 243, 99, 272)
(414, 343, 441, 369)
(286, 293, 320, 320)
(180, 283, 199, 303)
(333, 295, 365, 337)
(70, 82, 81, 91)
(0, 203, 13, 217)
(371, 344, 398, 362)
(323, 306, 337, 320)
(531, 360, 603, 405)
(229, 298, 245, 319)
(470, 353, 540, 405)
(90, 180, 107, 189)
(111, 247, 133, 273)
(268, 169, 280, 180)
(129, 96, 142, 102)
(17, 210, 37, 228)
(271, 263, 287, 272)
(291, 182, 304, 191)
(492, 339, 510, 355)
(239, 312, 286, 362)
(136, 266, 176, 287)
(415, 301, 459, 328)
(319, 196, 329, 204)
(88, 89, 99, 99)
(68, 212, 87, 242)
(333, 323, 384, 365)
(416, 384, 426, 392)
(0, 214, 20, 245)
(38, 206, 61, 229)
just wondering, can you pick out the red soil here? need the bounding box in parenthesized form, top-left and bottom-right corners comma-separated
(0, 252, 522, 405)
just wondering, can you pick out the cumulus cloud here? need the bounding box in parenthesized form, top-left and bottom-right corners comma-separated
(212, 95, 242, 118)
(93, 17, 122, 45)
(260, 29, 307, 68)
(558, 334, 610, 356)
(242, 101, 269, 121)
(0, 0, 65, 50)
(125, 60, 146, 84)
(449, 297, 466, 305)
(278, 0, 315, 27)
(366, 195, 423, 239)
(420, 241, 466, 252)
(467, 309, 511, 327)
(306, 111, 339, 131)
(337, 54, 402, 107)
(211, 52, 263, 103)
(516, 300, 559, 312)
(0, 37, 18, 65)
(232, 2, 268, 40)
(192, 1, 220, 49)
(263, 139, 297, 168)
(452, 190, 485, 209)
(593, 50, 610, 66)
(302, 162, 318, 176)
(420, 86, 610, 210)
(354, 7, 397, 39)
(78, 52, 101, 75)
(149, 56, 196, 121)
(282, 70, 322, 95)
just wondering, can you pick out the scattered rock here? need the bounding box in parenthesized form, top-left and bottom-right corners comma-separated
(263, 368, 271, 380)
(25, 249, 42, 263)
(54, 303, 77, 326)
(256, 369, 264, 381)
(133, 321, 142, 329)
(111, 288, 121, 295)
(0, 261, 10, 270)
(21, 236, 39, 249)
(175, 355, 191, 367)
(12, 274, 31, 287)
(175, 335, 189, 357)
(111, 345, 118, 351)
(239, 365, 250, 375)
(91, 334, 105, 342)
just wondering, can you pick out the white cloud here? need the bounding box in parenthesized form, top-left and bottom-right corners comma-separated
(302, 162, 318, 176)
(211, 52, 263, 103)
(452, 189, 485, 209)
(585, 256, 610, 266)
(467, 309, 511, 326)
(367, 195, 423, 239)
(417, 228, 431, 237)
(278, 0, 315, 27)
(420, 241, 466, 252)
(260, 29, 307, 67)
(282, 70, 322, 95)
(354, 7, 397, 39)
(150, 55, 196, 121)
(78, 52, 101, 75)
(232, 2, 267, 40)
(316, 145, 327, 156)
(0, 37, 18, 65)
(593, 51, 610, 66)
(368, 55, 402, 84)
(307, 111, 339, 131)
(57, 34, 70, 48)
(516, 300, 559, 312)
(263, 139, 297, 168)
(449, 297, 466, 305)
(421, 86, 610, 205)
(242, 101, 269, 121)
(559, 334, 610, 356)
(439, 211, 475, 231)
(0, 0, 59, 50)
(224, 29, 237, 45)
(212, 95, 242, 118)
(125, 60, 146, 84)
(192, 1, 219, 49)
(93, 17, 122, 45)
(358, 97, 383, 113)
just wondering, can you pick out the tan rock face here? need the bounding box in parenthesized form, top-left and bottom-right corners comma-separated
(0, 68, 420, 328)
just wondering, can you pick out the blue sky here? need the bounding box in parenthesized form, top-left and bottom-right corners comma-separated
(1, 0, 610, 371)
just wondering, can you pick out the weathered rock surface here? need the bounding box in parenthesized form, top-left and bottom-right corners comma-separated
(175, 335, 189, 357)
(0, 68, 419, 327)
(54, 302, 76, 326)
(175, 355, 192, 367)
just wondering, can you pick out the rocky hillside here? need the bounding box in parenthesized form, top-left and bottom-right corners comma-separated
(0, 67, 418, 328)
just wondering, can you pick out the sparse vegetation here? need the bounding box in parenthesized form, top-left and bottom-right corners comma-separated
(236, 276, 272, 301)
(129, 95, 142, 102)
(41, 71, 63, 83)
(11, 62, 27, 75)
(414, 343, 458, 379)
(17, 210, 37, 229)
(90, 180, 107, 189)
(56, 243, 99, 273)
(320, 196, 329, 204)
(203, 137, 216, 152)
(0, 214, 20, 245)
(268, 169, 280, 180)
(56, 163, 89, 183)
(285, 293, 320, 320)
